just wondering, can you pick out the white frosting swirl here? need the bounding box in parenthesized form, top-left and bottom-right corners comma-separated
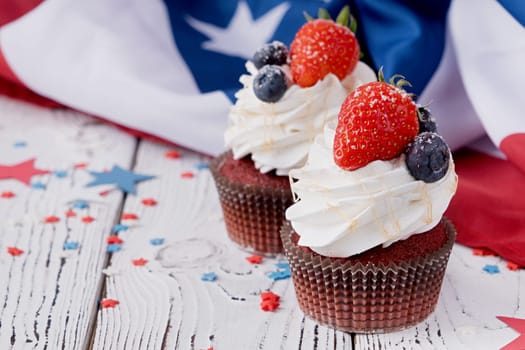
(285, 122, 458, 258)
(225, 61, 376, 175)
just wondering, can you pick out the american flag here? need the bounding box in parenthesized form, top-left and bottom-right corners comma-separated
(0, 0, 524, 264)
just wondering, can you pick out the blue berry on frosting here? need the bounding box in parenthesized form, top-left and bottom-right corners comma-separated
(252, 41, 289, 69)
(405, 132, 450, 183)
(253, 65, 289, 103)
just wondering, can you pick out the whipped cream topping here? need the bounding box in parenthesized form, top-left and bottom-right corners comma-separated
(225, 61, 376, 175)
(285, 122, 458, 258)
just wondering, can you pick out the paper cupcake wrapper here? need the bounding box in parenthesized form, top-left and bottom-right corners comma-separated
(281, 219, 456, 333)
(210, 152, 294, 255)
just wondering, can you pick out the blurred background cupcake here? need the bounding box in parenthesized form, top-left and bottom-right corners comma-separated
(211, 7, 376, 254)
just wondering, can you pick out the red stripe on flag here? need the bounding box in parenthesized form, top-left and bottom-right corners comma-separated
(446, 148, 525, 266)
(0, 0, 43, 27)
(500, 133, 525, 174)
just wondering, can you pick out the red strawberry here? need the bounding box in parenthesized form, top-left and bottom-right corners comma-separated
(289, 8, 360, 88)
(333, 79, 419, 170)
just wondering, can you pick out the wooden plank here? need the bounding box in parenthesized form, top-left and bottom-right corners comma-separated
(93, 140, 354, 350)
(354, 244, 525, 349)
(0, 97, 136, 349)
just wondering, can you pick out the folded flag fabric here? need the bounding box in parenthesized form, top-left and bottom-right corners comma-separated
(0, 0, 524, 265)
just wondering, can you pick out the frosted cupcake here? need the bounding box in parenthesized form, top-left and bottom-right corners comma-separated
(210, 7, 376, 254)
(282, 73, 458, 332)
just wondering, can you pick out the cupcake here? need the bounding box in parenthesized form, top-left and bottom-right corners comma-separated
(211, 7, 376, 254)
(282, 72, 458, 332)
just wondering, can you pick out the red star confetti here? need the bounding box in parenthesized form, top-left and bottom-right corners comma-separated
(7, 247, 24, 256)
(260, 291, 280, 312)
(0, 158, 50, 186)
(74, 162, 88, 169)
(107, 235, 123, 244)
(497, 316, 525, 350)
(472, 247, 498, 256)
(101, 299, 120, 308)
(1, 191, 15, 198)
(181, 171, 194, 179)
(65, 209, 77, 217)
(44, 215, 60, 224)
(121, 213, 139, 220)
(132, 258, 148, 266)
(141, 198, 157, 206)
(99, 189, 111, 197)
(81, 216, 95, 223)
(246, 255, 264, 264)
(261, 291, 280, 303)
(507, 261, 522, 271)
(165, 150, 181, 159)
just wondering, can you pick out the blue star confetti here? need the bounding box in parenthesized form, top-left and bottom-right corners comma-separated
(483, 264, 500, 274)
(268, 262, 291, 280)
(63, 241, 79, 250)
(13, 141, 27, 148)
(72, 200, 90, 209)
(194, 162, 209, 170)
(150, 238, 165, 246)
(112, 224, 129, 233)
(201, 272, 217, 282)
(107, 244, 122, 253)
(86, 165, 155, 195)
(31, 182, 46, 190)
(54, 170, 68, 178)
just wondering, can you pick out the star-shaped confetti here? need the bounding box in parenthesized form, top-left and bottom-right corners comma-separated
(483, 264, 500, 274)
(268, 263, 291, 280)
(112, 224, 129, 233)
(65, 209, 77, 217)
(72, 200, 90, 209)
(150, 238, 164, 246)
(101, 299, 120, 308)
(181, 171, 194, 179)
(507, 261, 522, 271)
(132, 258, 148, 266)
(86, 165, 155, 195)
(107, 235, 123, 244)
(31, 182, 46, 190)
(260, 291, 280, 312)
(246, 255, 264, 264)
(121, 213, 139, 220)
(0, 158, 50, 186)
(107, 244, 122, 253)
(54, 170, 68, 178)
(63, 241, 79, 250)
(201, 272, 217, 282)
(81, 216, 95, 223)
(498, 316, 525, 350)
(7, 246, 24, 256)
(44, 215, 60, 224)
(141, 198, 157, 206)
(1, 191, 15, 198)
(165, 150, 181, 159)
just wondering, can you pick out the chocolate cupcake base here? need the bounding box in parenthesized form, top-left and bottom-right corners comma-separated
(281, 218, 456, 333)
(210, 151, 294, 255)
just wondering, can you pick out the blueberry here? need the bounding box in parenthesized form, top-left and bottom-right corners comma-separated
(252, 41, 288, 69)
(405, 132, 450, 183)
(418, 107, 437, 133)
(253, 65, 288, 103)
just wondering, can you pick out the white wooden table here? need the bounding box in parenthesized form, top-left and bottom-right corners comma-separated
(0, 96, 523, 350)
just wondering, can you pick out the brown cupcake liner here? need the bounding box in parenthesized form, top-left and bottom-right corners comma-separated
(210, 151, 294, 255)
(281, 218, 456, 333)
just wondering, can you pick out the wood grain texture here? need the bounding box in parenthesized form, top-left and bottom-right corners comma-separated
(92, 140, 354, 350)
(0, 97, 136, 349)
